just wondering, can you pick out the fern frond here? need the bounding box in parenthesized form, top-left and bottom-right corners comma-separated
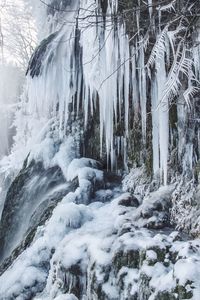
(161, 43, 194, 106)
(167, 25, 185, 57)
(183, 86, 200, 108)
(146, 17, 185, 70)
(146, 25, 169, 69)
(157, 0, 176, 12)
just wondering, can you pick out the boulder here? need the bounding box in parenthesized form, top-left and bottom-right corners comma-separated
(118, 194, 140, 208)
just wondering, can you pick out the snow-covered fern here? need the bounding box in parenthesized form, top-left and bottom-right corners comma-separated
(157, 0, 176, 12)
(183, 86, 200, 109)
(167, 25, 185, 57)
(161, 43, 195, 107)
(146, 19, 185, 70)
(146, 25, 169, 69)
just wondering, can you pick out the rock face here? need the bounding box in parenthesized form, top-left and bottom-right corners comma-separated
(0, 159, 76, 263)
(118, 194, 140, 208)
(26, 32, 58, 78)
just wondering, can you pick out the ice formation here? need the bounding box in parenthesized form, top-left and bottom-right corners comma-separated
(0, 0, 188, 184)
(6, 0, 196, 187)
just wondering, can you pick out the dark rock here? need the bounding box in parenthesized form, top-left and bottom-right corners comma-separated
(118, 224, 133, 236)
(174, 282, 193, 299)
(144, 212, 171, 230)
(112, 248, 140, 273)
(89, 263, 112, 300)
(155, 291, 177, 300)
(68, 264, 82, 276)
(103, 171, 122, 187)
(118, 195, 139, 208)
(169, 249, 179, 264)
(26, 32, 57, 78)
(138, 272, 152, 300)
(118, 269, 139, 300)
(141, 207, 154, 219)
(54, 262, 86, 299)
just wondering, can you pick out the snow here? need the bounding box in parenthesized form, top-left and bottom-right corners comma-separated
(122, 165, 150, 197)
(66, 158, 101, 182)
(54, 295, 78, 300)
(36, 294, 78, 300)
(146, 250, 158, 261)
(1, 160, 200, 299)
(174, 259, 200, 286)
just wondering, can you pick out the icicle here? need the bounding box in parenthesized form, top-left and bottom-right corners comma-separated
(151, 75, 160, 175)
(124, 36, 130, 137)
(123, 137, 128, 171)
(79, 0, 130, 170)
(138, 45, 147, 144)
(17, 0, 132, 171)
(156, 53, 169, 185)
(136, 8, 140, 33)
(131, 47, 139, 116)
(84, 87, 89, 128)
(158, 8, 162, 33)
(148, 0, 152, 19)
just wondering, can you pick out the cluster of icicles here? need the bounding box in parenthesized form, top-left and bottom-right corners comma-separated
(20, 0, 199, 185)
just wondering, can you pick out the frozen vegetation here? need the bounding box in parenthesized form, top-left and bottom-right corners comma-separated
(0, 0, 200, 299)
